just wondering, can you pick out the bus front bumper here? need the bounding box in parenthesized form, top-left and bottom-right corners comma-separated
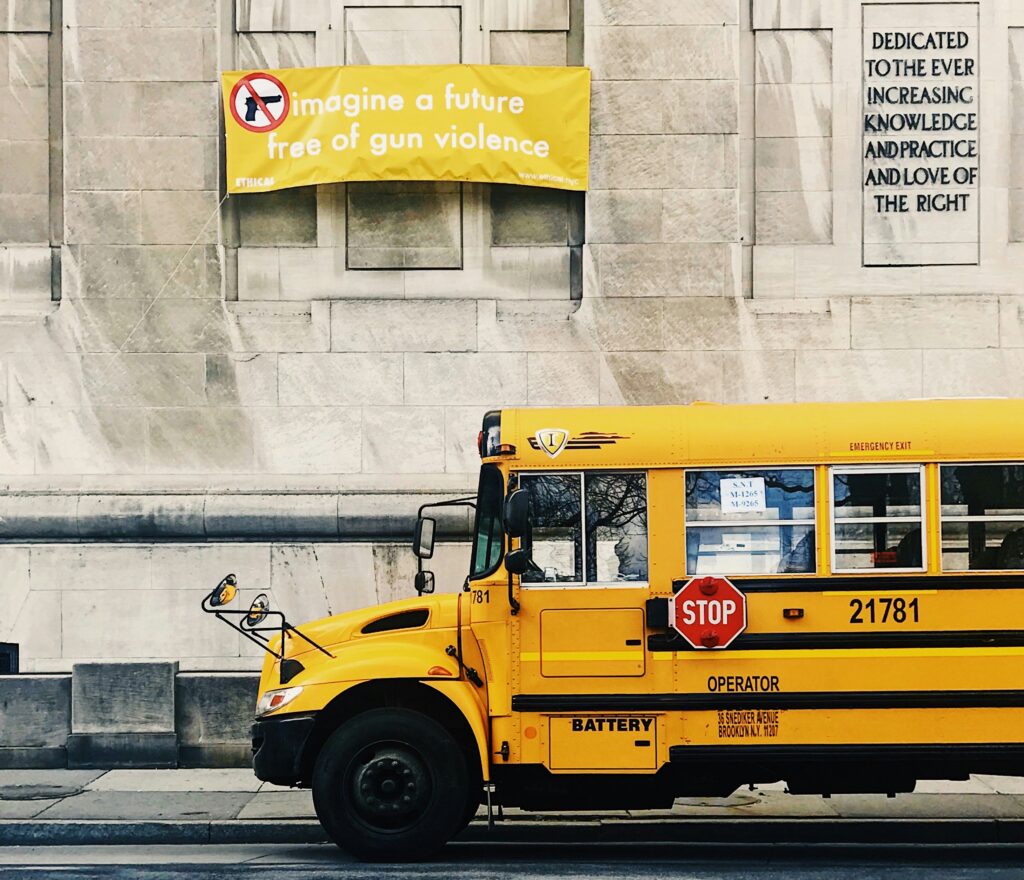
(251, 712, 317, 786)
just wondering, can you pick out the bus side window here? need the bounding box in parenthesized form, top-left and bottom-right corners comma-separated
(519, 472, 649, 586)
(940, 463, 1024, 571)
(831, 466, 925, 572)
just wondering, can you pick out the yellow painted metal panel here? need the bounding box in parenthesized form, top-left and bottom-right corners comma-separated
(540, 608, 645, 677)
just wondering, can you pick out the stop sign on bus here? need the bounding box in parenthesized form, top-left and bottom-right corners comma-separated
(669, 576, 747, 649)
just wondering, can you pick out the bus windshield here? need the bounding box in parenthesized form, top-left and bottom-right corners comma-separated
(470, 464, 504, 579)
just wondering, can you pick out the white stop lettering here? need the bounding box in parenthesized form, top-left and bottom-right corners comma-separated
(679, 598, 737, 626)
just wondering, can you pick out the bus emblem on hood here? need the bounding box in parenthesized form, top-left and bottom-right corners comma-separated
(535, 429, 570, 458)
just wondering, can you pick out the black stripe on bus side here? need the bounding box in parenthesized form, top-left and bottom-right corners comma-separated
(511, 689, 1024, 713)
(721, 574, 1024, 594)
(648, 630, 1024, 652)
(668, 743, 1024, 764)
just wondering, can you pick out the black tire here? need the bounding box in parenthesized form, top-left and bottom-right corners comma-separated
(312, 707, 470, 862)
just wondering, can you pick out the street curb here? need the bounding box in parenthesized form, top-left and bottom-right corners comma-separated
(4, 818, 1024, 847)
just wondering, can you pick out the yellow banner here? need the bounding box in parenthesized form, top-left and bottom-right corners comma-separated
(221, 64, 590, 194)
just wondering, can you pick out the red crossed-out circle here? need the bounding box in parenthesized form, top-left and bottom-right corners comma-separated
(229, 71, 290, 133)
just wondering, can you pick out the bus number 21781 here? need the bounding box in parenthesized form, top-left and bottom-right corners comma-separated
(849, 596, 920, 625)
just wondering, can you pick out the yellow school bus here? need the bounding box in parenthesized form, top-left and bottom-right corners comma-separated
(209, 399, 1024, 860)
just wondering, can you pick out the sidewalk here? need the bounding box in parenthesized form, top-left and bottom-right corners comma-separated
(3, 769, 1024, 846)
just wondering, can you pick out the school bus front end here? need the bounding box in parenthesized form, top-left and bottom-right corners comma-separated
(217, 399, 1024, 861)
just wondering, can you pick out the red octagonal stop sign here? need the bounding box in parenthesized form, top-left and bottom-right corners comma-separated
(669, 576, 747, 650)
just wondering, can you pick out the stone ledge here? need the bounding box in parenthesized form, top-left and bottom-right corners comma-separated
(0, 491, 474, 541)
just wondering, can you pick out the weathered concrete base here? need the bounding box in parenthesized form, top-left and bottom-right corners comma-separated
(0, 747, 67, 770)
(66, 734, 179, 770)
(178, 744, 252, 769)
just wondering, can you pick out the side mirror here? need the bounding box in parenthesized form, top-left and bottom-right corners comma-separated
(245, 593, 270, 627)
(505, 548, 531, 575)
(415, 571, 435, 595)
(504, 489, 531, 538)
(207, 574, 237, 607)
(413, 517, 436, 559)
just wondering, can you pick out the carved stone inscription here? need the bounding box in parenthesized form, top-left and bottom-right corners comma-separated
(863, 3, 979, 267)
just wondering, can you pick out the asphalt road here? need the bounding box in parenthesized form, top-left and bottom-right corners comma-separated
(2, 843, 1024, 879)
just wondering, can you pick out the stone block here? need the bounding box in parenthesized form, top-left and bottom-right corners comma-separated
(269, 543, 378, 622)
(228, 301, 331, 353)
(5, 0, 50, 31)
(8, 34, 47, 86)
(527, 352, 600, 405)
(71, 662, 178, 734)
(0, 676, 70, 754)
(587, 190, 662, 244)
(122, 300, 231, 352)
(237, 247, 280, 301)
(490, 185, 568, 246)
(590, 243, 734, 297)
(490, 31, 565, 65)
(588, 26, 737, 80)
(794, 350, 923, 401)
(663, 297, 849, 350)
(661, 189, 738, 243)
(851, 297, 998, 350)
(64, 82, 141, 137)
(238, 188, 317, 247)
(1000, 296, 1024, 347)
(752, 245, 795, 298)
(0, 547, 29, 642)
(922, 350, 1024, 398)
(0, 84, 47, 138)
(755, 30, 831, 84)
(67, 245, 221, 300)
(139, 82, 220, 137)
(139, 191, 219, 245)
(403, 353, 528, 405)
(236, 0, 331, 32)
(7, 244, 50, 298)
(477, 299, 592, 353)
(0, 194, 47, 241)
(585, 0, 738, 25)
(331, 300, 477, 352)
(148, 544, 270, 595)
(720, 350, 796, 404)
(1, 140, 47, 194)
(205, 353, 278, 406)
(588, 297, 664, 350)
(66, 0, 140, 27)
(444, 406, 488, 474)
(0, 495, 77, 540)
(346, 7, 460, 65)
(66, 28, 212, 82)
(346, 182, 461, 270)
(31, 545, 151, 593)
(65, 191, 140, 245)
(175, 673, 259, 768)
(238, 32, 316, 69)
(755, 191, 832, 245)
(74, 353, 206, 407)
(250, 407, 362, 474)
(362, 406, 445, 474)
(147, 408, 255, 474)
(754, 84, 831, 139)
(4, 590, 60, 665)
(488, 0, 569, 30)
(599, 351, 723, 404)
(34, 408, 148, 475)
(278, 353, 404, 405)
(591, 135, 735, 189)
(66, 733, 178, 769)
(755, 137, 831, 192)
(140, 0, 217, 29)
(662, 81, 738, 135)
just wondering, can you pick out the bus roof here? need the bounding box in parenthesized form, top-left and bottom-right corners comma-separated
(495, 399, 1024, 469)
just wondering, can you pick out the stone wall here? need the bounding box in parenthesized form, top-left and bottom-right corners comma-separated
(1, 0, 1021, 670)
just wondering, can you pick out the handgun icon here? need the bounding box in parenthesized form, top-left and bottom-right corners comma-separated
(244, 93, 282, 122)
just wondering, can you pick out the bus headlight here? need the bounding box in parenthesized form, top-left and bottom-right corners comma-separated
(257, 686, 304, 716)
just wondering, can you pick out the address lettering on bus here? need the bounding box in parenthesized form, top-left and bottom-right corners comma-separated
(718, 709, 781, 739)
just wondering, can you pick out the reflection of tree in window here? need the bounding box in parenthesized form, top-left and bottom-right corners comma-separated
(586, 474, 647, 581)
(520, 474, 582, 582)
(941, 465, 1024, 570)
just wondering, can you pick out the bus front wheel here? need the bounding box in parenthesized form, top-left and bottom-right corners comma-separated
(312, 707, 470, 861)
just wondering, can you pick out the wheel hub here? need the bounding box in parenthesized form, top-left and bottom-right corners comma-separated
(350, 746, 430, 826)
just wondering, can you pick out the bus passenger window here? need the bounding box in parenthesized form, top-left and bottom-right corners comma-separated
(518, 472, 649, 585)
(940, 463, 1024, 571)
(831, 467, 924, 571)
(519, 474, 583, 583)
(684, 469, 815, 575)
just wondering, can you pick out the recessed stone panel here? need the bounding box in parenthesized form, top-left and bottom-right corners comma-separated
(862, 2, 980, 267)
